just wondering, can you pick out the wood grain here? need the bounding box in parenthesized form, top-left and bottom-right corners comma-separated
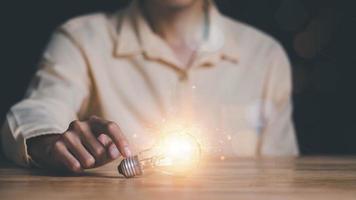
(1, 156, 356, 200)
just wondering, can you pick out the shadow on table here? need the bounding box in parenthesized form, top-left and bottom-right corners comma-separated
(0, 155, 125, 179)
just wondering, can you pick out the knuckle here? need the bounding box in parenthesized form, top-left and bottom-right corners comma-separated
(70, 120, 84, 131)
(119, 136, 128, 145)
(106, 121, 118, 132)
(97, 133, 106, 141)
(62, 132, 79, 145)
(122, 141, 129, 147)
(119, 137, 128, 146)
(53, 140, 64, 151)
(62, 131, 72, 138)
(93, 146, 105, 157)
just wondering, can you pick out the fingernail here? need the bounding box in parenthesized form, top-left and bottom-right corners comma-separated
(109, 145, 120, 159)
(124, 146, 132, 157)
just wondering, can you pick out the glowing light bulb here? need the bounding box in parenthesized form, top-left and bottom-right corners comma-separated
(118, 131, 201, 178)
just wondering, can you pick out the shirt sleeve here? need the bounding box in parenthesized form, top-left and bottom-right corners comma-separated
(259, 43, 299, 156)
(1, 29, 91, 166)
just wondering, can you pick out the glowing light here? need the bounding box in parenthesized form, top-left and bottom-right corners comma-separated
(118, 127, 202, 177)
(155, 132, 201, 172)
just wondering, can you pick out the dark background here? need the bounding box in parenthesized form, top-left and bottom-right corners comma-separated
(1, 0, 356, 155)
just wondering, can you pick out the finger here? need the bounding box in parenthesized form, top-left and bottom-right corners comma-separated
(74, 122, 107, 164)
(98, 134, 120, 160)
(108, 143, 120, 160)
(62, 131, 95, 169)
(89, 116, 132, 157)
(53, 140, 82, 173)
(97, 133, 111, 146)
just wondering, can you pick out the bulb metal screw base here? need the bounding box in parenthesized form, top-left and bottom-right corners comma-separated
(118, 155, 143, 178)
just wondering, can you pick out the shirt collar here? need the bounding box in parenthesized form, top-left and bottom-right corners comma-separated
(114, 0, 239, 68)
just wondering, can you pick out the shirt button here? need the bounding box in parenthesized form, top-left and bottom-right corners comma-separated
(179, 71, 189, 81)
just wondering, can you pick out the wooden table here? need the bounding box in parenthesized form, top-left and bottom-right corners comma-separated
(1, 156, 356, 200)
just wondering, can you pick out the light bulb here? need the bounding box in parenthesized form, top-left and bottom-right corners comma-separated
(118, 131, 201, 178)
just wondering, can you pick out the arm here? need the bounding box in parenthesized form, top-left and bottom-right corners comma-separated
(1, 29, 131, 171)
(259, 43, 299, 156)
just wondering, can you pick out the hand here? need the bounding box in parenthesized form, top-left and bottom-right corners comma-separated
(27, 116, 132, 173)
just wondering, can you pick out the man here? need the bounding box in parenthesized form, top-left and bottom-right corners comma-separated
(1, 0, 299, 172)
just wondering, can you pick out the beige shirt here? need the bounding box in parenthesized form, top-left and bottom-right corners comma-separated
(1, 1, 299, 166)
